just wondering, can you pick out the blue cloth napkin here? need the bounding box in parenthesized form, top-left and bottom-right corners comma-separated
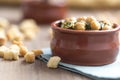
(37, 48, 120, 80)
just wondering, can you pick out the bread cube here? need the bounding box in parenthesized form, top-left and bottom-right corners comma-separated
(0, 17, 9, 29)
(11, 49, 19, 60)
(32, 49, 43, 57)
(0, 29, 7, 45)
(9, 44, 20, 51)
(4, 49, 19, 60)
(20, 19, 39, 33)
(47, 56, 61, 68)
(23, 31, 36, 40)
(0, 46, 8, 57)
(24, 52, 35, 63)
(19, 45, 28, 56)
(12, 40, 23, 46)
(7, 25, 24, 41)
(4, 49, 13, 60)
(12, 40, 28, 56)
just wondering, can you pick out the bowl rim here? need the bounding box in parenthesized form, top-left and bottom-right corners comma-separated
(51, 20, 120, 34)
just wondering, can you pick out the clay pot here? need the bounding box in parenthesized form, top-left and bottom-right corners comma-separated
(50, 20, 120, 66)
(21, 0, 66, 24)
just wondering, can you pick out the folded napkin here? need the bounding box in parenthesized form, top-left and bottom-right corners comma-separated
(37, 48, 120, 80)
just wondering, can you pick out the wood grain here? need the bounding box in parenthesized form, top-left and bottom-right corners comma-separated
(0, 7, 120, 80)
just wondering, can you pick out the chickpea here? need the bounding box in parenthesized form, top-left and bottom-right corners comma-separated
(74, 21, 86, 30)
(86, 16, 96, 23)
(77, 16, 87, 22)
(65, 17, 76, 22)
(90, 20, 101, 30)
(61, 21, 75, 29)
(102, 20, 111, 26)
(102, 25, 112, 30)
(61, 17, 77, 29)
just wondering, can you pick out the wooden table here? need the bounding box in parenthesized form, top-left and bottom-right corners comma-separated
(0, 6, 120, 80)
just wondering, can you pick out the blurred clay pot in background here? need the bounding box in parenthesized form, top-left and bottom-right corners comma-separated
(21, 0, 66, 24)
(51, 20, 120, 66)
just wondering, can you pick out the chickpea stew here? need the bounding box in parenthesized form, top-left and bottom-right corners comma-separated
(60, 16, 114, 30)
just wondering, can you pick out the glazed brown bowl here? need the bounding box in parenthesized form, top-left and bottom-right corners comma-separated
(50, 20, 120, 66)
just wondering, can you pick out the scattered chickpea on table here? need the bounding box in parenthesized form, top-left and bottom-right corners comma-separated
(0, 17, 40, 46)
(0, 17, 62, 69)
(0, 17, 43, 63)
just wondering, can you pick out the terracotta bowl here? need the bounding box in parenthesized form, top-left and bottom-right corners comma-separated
(50, 20, 120, 66)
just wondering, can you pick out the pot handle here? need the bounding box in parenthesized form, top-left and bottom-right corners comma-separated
(113, 24, 120, 31)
